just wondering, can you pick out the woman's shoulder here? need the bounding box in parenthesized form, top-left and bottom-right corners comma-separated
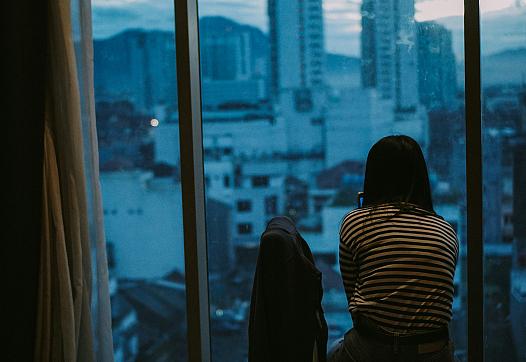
(342, 203, 455, 229)
(405, 207, 459, 239)
(339, 204, 399, 245)
(426, 214, 458, 238)
(340, 204, 398, 228)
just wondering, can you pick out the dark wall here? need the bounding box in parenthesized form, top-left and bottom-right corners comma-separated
(1, 1, 46, 360)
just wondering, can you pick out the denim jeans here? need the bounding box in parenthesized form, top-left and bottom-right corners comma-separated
(327, 329, 455, 362)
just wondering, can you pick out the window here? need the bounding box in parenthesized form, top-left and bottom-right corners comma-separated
(251, 175, 270, 188)
(237, 223, 253, 235)
(264, 195, 278, 215)
(311, 117, 323, 125)
(294, 89, 314, 112)
(236, 200, 252, 212)
(86, 0, 515, 360)
(198, 0, 467, 359)
(482, 5, 526, 361)
(91, 1, 187, 360)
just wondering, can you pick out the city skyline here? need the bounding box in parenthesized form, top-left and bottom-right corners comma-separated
(92, 0, 522, 56)
(92, 0, 526, 360)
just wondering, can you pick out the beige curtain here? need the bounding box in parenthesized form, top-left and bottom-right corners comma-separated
(73, 0, 114, 359)
(35, 0, 113, 361)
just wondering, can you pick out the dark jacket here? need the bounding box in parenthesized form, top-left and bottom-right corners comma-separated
(248, 216, 328, 362)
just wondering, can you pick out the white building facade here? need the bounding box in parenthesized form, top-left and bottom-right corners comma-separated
(100, 171, 185, 279)
(363, 0, 419, 110)
(359, 0, 428, 149)
(268, 0, 327, 155)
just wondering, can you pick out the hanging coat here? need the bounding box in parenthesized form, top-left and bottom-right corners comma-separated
(249, 216, 328, 362)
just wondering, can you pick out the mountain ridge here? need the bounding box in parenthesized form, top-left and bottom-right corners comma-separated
(435, 6, 526, 59)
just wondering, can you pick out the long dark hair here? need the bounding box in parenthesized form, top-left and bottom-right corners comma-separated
(362, 135, 435, 213)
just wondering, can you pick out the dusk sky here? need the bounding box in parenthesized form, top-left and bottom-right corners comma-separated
(91, 0, 520, 56)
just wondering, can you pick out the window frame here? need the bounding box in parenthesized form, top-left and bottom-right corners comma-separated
(173, 0, 485, 361)
(463, 0, 484, 361)
(174, 1, 211, 361)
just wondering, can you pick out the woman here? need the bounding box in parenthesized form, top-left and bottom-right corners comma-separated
(329, 135, 459, 362)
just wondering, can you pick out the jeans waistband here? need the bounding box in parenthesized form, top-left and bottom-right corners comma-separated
(353, 314, 449, 346)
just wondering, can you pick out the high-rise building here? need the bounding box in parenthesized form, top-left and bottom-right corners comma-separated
(268, 0, 325, 98)
(519, 88, 526, 132)
(360, 0, 419, 111)
(483, 131, 503, 244)
(199, 16, 272, 82)
(513, 138, 526, 251)
(361, 0, 376, 89)
(268, 0, 326, 155)
(199, 17, 269, 107)
(417, 21, 458, 110)
(359, 0, 429, 153)
(510, 115, 526, 361)
(200, 30, 252, 81)
(93, 30, 177, 112)
(513, 89, 526, 247)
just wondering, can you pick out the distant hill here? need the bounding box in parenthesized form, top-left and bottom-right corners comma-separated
(436, 6, 526, 60)
(325, 53, 361, 89)
(94, 16, 363, 104)
(93, 17, 268, 109)
(93, 29, 178, 110)
(482, 48, 526, 85)
(456, 47, 526, 86)
(93, 13, 524, 97)
(199, 16, 268, 62)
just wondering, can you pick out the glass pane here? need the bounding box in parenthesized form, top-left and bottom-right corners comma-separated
(481, 3, 526, 361)
(197, 0, 467, 360)
(91, 1, 187, 360)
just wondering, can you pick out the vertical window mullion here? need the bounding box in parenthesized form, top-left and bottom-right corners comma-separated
(174, 0, 211, 361)
(463, 0, 483, 361)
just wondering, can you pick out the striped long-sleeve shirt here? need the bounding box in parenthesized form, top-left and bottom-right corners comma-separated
(339, 203, 459, 334)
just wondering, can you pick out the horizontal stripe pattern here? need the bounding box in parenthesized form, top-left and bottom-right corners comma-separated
(339, 203, 459, 334)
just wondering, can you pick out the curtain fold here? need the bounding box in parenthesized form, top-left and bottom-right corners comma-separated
(74, 0, 115, 359)
(35, 0, 113, 361)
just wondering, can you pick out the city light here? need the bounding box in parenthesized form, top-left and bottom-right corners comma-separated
(150, 118, 159, 127)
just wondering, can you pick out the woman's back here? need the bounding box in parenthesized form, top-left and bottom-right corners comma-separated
(339, 203, 459, 335)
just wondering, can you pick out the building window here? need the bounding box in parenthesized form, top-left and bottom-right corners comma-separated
(294, 89, 313, 112)
(237, 223, 253, 235)
(265, 195, 278, 215)
(310, 117, 323, 125)
(223, 175, 231, 188)
(236, 200, 252, 212)
(251, 175, 270, 188)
